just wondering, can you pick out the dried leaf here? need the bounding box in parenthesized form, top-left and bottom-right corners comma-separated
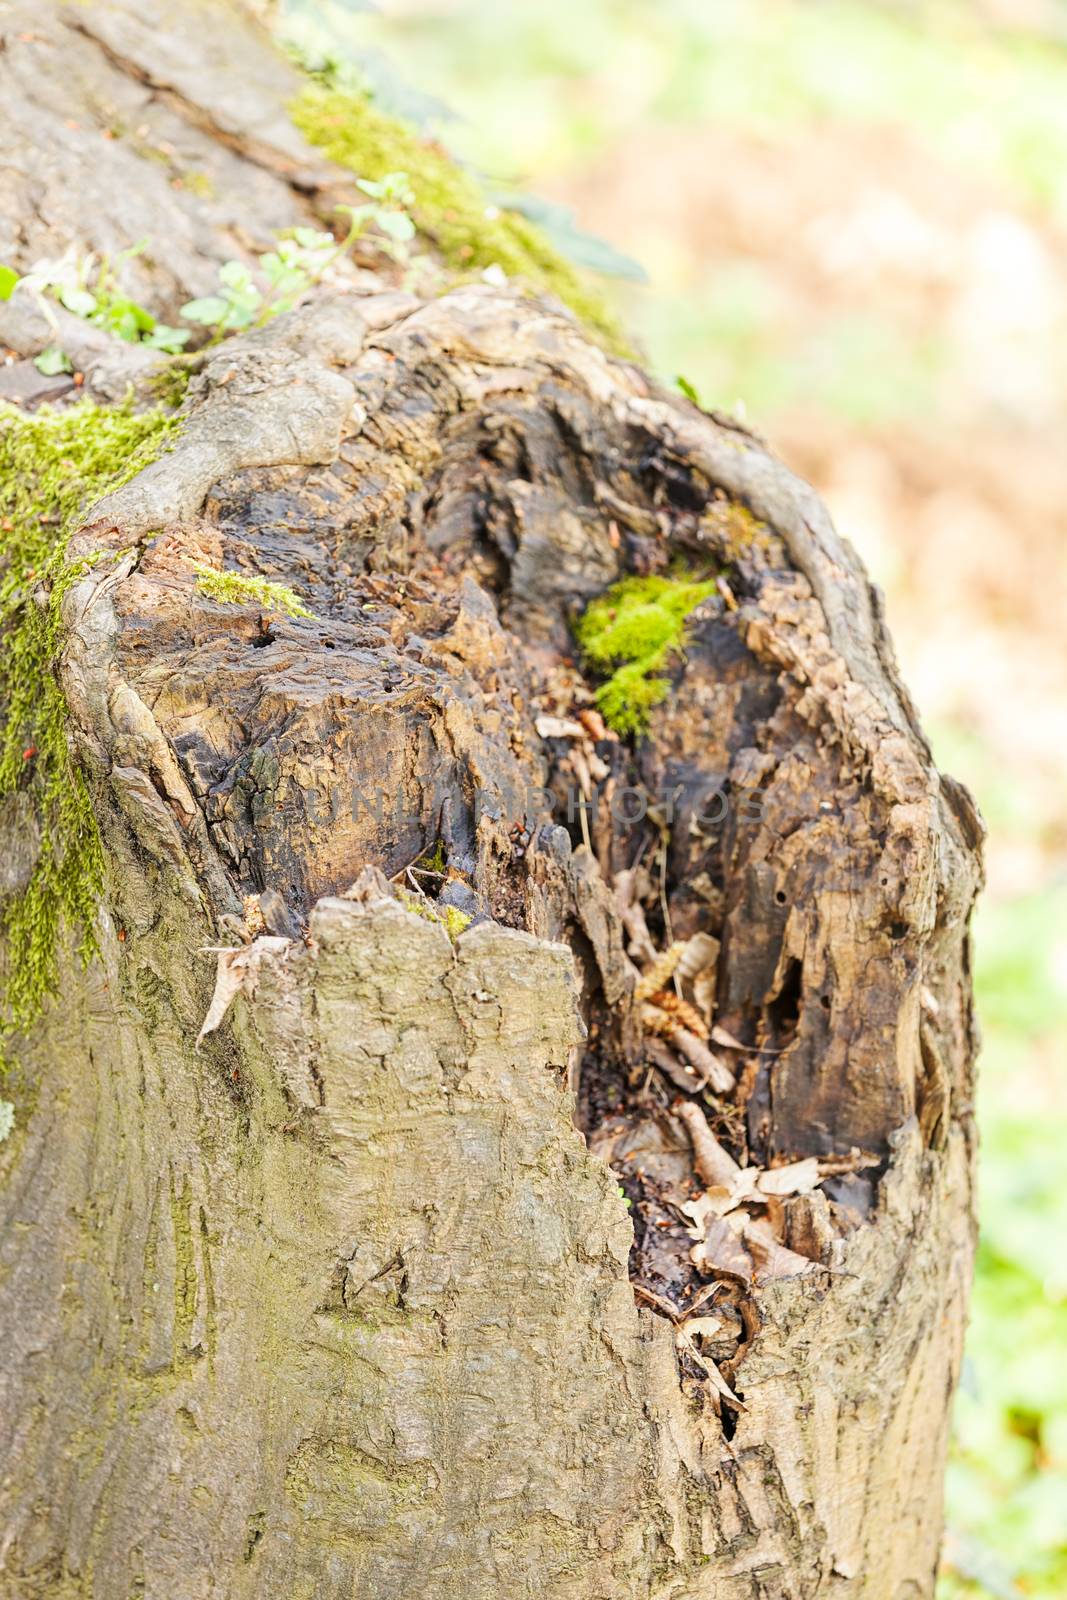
(691, 1214, 754, 1285)
(586, 748, 611, 783)
(676, 931, 720, 1024)
(676, 932, 720, 985)
(681, 1313, 725, 1341)
(614, 868, 657, 965)
(674, 1100, 741, 1187)
(569, 743, 593, 801)
(645, 1037, 707, 1094)
(692, 971, 718, 1030)
(757, 1157, 821, 1197)
(197, 935, 288, 1046)
(576, 706, 610, 741)
(680, 1193, 719, 1237)
(634, 1283, 681, 1321)
(673, 1030, 735, 1094)
(675, 1323, 746, 1407)
(724, 1169, 763, 1209)
(741, 1217, 818, 1285)
(680, 1171, 761, 1234)
(535, 714, 586, 739)
(710, 1023, 747, 1051)
(703, 1357, 746, 1410)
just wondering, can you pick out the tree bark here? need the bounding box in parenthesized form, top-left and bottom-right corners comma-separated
(0, 5, 983, 1597)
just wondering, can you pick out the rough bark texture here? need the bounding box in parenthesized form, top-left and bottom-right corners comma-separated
(0, 4, 983, 1597)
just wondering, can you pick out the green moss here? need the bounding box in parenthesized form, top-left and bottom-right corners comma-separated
(700, 498, 772, 563)
(397, 890, 471, 942)
(575, 570, 719, 736)
(193, 563, 314, 619)
(0, 400, 178, 1046)
(416, 839, 446, 873)
(148, 358, 196, 410)
(290, 83, 627, 352)
(441, 904, 472, 940)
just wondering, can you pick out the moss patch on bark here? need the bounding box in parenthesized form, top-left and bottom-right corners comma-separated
(290, 84, 628, 352)
(193, 564, 314, 619)
(0, 400, 178, 1045)
(575, 571, 719, 736)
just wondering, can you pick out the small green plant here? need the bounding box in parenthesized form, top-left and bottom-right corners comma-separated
(181, 181, 417, 335)
(193, 564, 313, 619)
(289, 83, 628, 351)
(3, 184, 421, 371)
(676, 374, 701, 404)
(575, 570, 719, 737)
(8, 243, 190, 373)
(34, 347, 73, 377)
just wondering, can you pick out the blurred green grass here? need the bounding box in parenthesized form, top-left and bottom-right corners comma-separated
(289, 0, 1067, 223)
(285, 2, 1067, 1590)
(941, 881, 1067, 1597)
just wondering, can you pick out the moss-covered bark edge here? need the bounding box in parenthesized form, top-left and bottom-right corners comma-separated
(0, 401, 178, 1053)
(290, 83, 630, 353)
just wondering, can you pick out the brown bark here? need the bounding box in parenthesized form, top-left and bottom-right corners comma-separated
(0, 4, 983, 1597)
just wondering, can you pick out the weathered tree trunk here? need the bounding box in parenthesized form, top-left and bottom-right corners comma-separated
(0, 5, 983, 1598)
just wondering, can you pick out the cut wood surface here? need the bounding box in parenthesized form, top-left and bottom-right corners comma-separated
(0, 4, 984, 1596)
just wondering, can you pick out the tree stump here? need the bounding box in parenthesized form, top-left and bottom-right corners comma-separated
(0, 4, 983, 1596)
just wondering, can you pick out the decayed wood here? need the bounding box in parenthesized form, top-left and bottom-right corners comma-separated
(0, 3, 983, 1597)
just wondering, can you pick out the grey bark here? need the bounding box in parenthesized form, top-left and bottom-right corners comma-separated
(0, 4, 983, 1597)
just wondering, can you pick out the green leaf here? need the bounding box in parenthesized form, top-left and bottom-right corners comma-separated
(126, 300, 155, 333)
(495, 191, 648, 283)
(377, 172, 415, 204)
(145, 324, 191, 353)
(222, 301, 258, 330)
(58, 286, 98, 319)
(218, 260, 255, 291)
(180, 295, 231, 326)
(100, 304, 143, 343)
(114, 238, 148, 265)
(33, 347, 73, 376)
(377, 210, 416, 243)
(260, 253, 308, 295)
(0, 265, 19, 301)
(676, 375, 701, 404)
(335, 201, 373, 224)
(293, 227, 335, 250)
